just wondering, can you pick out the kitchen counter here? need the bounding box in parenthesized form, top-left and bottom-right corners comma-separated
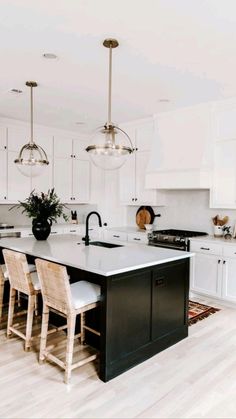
(190, 235, 236, 246)
(0, 234, 193, 276)
(0, 234, 192, 382)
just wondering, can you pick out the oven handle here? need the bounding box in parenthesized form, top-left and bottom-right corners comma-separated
(148, 242, 187, 251)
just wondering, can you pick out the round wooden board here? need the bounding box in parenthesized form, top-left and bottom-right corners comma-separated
(136, 208, 152, 229)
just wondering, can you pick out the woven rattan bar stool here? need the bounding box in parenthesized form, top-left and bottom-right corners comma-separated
(35, 258, 101, 384)
(2, 249, 41, 350)
(0, 262, 37, 324)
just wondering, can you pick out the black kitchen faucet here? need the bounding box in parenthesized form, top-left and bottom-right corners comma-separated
(83, 211, 102, 246)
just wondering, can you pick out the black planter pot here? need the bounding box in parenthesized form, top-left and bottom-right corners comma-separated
(32, 219, 52, 240)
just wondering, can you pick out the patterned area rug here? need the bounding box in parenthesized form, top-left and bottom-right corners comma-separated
(188, 300, 220, 325)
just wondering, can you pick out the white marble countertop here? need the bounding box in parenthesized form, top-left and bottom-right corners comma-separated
(190, 235, 236, 246)
(0, 234, 193, 276)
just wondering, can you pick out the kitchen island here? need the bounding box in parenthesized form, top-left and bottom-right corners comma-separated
(0, 234, 194, 382)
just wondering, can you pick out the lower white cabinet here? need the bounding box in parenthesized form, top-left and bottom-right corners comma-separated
(127, 232, 148, 244)
(191, 253, 222, 297)
(105, 230, 128, 242)
(191, 240, 236, 304)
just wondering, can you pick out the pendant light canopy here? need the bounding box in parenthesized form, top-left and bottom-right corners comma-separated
(86, 39, 134, 170)
(14, 81, 49, 177)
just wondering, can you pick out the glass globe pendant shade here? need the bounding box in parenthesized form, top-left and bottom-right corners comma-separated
(14, 81, 49, 177)
(14, 142, 49, 177)
(86, 124, 133, 170)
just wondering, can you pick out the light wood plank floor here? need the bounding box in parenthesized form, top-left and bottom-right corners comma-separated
(1, 297, 236, 419)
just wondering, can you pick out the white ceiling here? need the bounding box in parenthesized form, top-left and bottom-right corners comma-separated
(0, 0, 236, 132)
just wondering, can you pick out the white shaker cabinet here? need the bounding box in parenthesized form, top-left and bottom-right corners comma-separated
(191, 253, 222, 298)
(31, 129, 53, 193)
(210, 140, 236, 209)
(72, 159, 90, 203)
(0, 126, 7, 201)
(53, 136, 91, 203)
(191, 239, 236, 304)
(53, 135, 73, 202)
(7, 126, 31, 201)
(119, 120, 165, 206)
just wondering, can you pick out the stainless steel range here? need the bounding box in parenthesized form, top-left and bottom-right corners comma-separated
(148, 229, 208, 251)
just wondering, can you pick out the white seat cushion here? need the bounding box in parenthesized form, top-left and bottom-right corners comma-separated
(1, 263, 36, 280)
(71, 280, 101, 310)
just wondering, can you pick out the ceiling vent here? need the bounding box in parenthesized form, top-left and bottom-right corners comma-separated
(8, 88, 23, 95)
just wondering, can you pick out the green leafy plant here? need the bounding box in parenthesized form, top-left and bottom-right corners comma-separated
(10, 189, 69, 223)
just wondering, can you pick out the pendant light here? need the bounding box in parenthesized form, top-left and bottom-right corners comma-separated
(86, 39, 134, 170)
(14, 81, 49, 177)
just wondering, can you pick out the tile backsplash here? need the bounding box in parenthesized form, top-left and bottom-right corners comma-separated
(126, 190, 236, 235)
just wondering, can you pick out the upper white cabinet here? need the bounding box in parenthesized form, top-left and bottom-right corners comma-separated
(0, 121, 91, 204)
(53, 136, 91, 203)
(210, 101, 236, 208)
(119, 119, 166, 206)
(146, 104, 212, 189)
(7, 126, 31, 201)
(0, 126, 7, 201)
(210, 139, 236, 208)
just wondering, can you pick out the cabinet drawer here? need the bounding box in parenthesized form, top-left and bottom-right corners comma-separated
(127, 233, 148, 244)
(190, 241, 222, 255)
(223, 245, 236, 258)
(106, 231, 127, 242)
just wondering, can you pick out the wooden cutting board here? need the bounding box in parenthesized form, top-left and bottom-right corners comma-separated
(136, 208, 152, 229)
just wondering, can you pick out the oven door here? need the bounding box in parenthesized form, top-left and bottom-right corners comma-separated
(148, 242, 187, 251)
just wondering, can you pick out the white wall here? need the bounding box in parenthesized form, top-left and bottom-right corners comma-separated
(126, 189, 236, 235)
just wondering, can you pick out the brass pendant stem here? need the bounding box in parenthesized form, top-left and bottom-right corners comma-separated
(30, 85, 34, 145)
(108, 44, 112, 125)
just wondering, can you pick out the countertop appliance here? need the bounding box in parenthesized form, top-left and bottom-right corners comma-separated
(148, 229, 208, 251)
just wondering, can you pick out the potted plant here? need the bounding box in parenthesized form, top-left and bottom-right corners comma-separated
(11, 189, 68, 240)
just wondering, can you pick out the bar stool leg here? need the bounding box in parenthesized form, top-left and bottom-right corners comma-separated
(7, 287, 16, 337)
(17, 290, 21, 308)
(25, 295, 35, 351)
(0, 276, 4, 323)
(39, 304, 49, 363)
(35, 294, 38, 317)
(80, 311, 85, 345)
(65, 314, 76, 384)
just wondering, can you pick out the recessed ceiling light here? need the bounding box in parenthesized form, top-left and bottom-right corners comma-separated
(42, 53, 58, 59)
(159, 99, 170, 103)
(8, 88, 23, 94)
(75, 121, 85, 125)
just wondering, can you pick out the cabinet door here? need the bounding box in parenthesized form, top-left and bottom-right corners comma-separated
(135, 120, 154, 151)
(222, 258, 236, 303)
(73, 138, 90, 160)
(106, 270, 151, 363)
(136, 151, 157, 205)
(7, 126, 29, 152)
(53, 135, 73, 203)
(72, 159, 90, 203)
(119, 152, 136, 204)
(53, 157, 72, 203)
(31, 132, 53, 194)
(0, 149, 7, 201)
(210, 140, 236, 208)
(7, 150, 31, 201)
(191, 253, 221, 297)
(152, 259, 188, 340)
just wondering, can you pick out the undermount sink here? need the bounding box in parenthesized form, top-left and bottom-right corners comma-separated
(90, 241, 123, 249)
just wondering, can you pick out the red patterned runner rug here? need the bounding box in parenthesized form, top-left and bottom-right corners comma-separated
(189, 300, 220, 326)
